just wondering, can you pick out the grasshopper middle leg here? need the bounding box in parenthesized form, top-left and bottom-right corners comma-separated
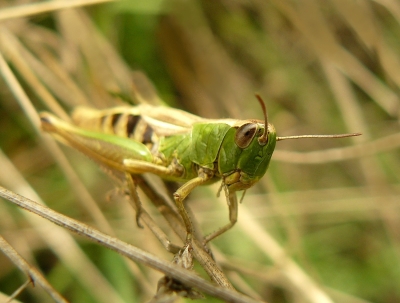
(203, 191, 238, 244)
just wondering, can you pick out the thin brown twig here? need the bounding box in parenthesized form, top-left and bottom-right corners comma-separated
(134, 177, 235, 290)
(0, 186, 263, 303)
(0, 236, 68, 303)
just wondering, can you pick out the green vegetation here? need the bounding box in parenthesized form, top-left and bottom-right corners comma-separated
(0, 1, 399, 302)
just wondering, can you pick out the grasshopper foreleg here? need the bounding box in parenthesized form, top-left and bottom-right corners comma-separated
(173, 168, 214, 246)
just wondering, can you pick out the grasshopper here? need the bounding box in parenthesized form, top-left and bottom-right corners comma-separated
(40, 95, 360, 246)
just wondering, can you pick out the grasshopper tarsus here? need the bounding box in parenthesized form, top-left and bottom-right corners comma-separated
(135, 210, 144, 229)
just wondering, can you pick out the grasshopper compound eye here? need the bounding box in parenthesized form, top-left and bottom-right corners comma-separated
(235, 123, 257, 148)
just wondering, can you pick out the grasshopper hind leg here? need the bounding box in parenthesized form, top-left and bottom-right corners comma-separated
(125, 173, 144, 228)
(125, 174, 182, 253)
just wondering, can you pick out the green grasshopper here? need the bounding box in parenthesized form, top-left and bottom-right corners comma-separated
(40, 95, 360, 246)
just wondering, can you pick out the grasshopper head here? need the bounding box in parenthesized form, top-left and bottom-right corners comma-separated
(218, 95, 277, 192)
(218, 94, 361, 192)
(219, 121, 276, 192)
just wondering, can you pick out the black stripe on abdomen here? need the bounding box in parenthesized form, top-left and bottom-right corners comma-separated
(126, 114, 140, 137)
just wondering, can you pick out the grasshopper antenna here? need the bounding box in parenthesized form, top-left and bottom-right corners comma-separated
(277, 133, 361, 141)
(255, 94, 269, 145)
(254, 94, 361, 141)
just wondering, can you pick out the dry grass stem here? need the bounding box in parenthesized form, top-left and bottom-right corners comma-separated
(0, 186, 263, 303)
(0, 235, 67, 303)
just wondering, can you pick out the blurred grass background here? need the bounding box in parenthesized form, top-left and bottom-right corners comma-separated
(0, 0, 400, 302)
